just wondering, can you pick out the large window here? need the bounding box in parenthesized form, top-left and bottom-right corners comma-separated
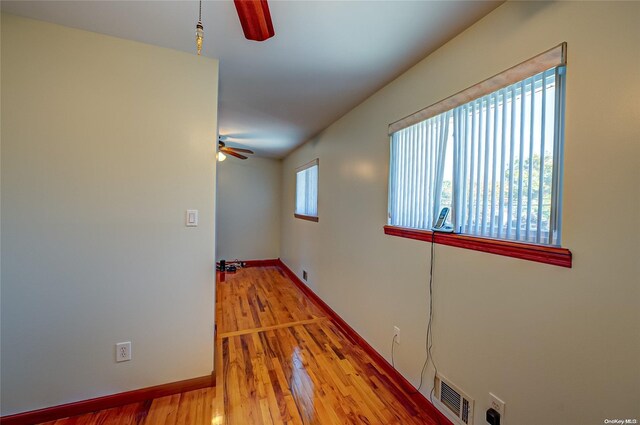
(388, 46, 566, 246)
(295, 159, 319, 221)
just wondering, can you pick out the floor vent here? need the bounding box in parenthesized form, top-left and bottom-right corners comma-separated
(435, 374, 474, 424)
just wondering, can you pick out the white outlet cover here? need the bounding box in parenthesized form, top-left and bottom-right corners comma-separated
(393, 326, 400, 344)
(489, 392, 505, 416)
(116, 341, 132, 362)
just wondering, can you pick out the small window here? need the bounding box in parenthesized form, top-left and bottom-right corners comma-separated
(295, 159, 318, 221)
(388, 46, 566, 246)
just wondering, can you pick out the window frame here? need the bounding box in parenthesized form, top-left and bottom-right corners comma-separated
(294, 158, 319, 222)
(384, 44, 571, 267)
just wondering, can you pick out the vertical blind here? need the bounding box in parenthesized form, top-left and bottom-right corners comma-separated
(296, 160, 318, 217)
(388, 66, 566, 246)
(388, 111, 452, 230)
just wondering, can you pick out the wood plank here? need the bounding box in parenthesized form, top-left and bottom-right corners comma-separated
(216, 266, 326, 335)
(221, 321, 439, 424)
(384, 224, 572, 267)
(216, 267, 446, 425)
(219, 317, 328, 338)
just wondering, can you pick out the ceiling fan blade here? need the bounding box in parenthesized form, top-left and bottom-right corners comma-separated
(219, 133, 254, 140)
(227, 147, 254, 154)
(221, 147, 254, 155)
(223, 150, 248, 160)
(233, 0, 275, 42)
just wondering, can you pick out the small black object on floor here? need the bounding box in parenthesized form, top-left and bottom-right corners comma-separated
(217, 259, 246, 273)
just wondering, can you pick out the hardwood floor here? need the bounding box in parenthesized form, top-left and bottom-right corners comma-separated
(38, 388, 218, 425)
(37, 266, 440, 425)
(217, 267, 325, 335)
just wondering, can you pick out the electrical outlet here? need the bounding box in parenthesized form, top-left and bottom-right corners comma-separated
(489, 392, 505, 417)
(393, 326, 400, 344)
(116, 342, 131, 362)
(303, 270, 308, 281)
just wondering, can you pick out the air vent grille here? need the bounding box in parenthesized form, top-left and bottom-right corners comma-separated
(435, 374, 474, 425)
(441, 381, 461, 415)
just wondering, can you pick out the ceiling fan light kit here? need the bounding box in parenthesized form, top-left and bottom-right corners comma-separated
(233, 0, 275, 42)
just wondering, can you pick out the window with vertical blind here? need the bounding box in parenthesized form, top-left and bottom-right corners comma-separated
(388, 44, 567, 246)
(295, 159, 319, 221)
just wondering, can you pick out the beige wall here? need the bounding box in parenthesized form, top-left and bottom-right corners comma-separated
(0, 15, 218, 415)
(216, 156, 281, 261)
(281, 2, 640, 424)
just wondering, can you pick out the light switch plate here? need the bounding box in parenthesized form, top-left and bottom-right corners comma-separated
(186, 210, 198, 227)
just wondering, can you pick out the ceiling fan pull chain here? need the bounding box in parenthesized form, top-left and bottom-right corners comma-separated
(195, 0, 204, 55)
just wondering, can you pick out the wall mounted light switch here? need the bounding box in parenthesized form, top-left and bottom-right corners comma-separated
(186, 210, 198, 227)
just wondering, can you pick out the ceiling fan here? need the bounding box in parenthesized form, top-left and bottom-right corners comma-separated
(218, 137, 254, 161)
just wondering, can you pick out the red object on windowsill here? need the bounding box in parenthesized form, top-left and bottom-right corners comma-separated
(384, 225, 572, 268)
(234, 0, 275, 42)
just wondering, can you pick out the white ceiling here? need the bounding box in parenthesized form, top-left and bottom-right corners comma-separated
(1, 0, 501, 157)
